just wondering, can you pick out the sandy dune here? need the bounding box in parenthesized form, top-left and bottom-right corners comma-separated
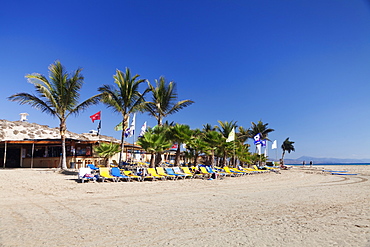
(0, 166, 369, 246)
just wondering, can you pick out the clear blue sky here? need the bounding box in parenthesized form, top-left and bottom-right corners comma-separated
(1, 0, 370, 160)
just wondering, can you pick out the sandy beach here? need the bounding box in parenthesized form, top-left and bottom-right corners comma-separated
(0, 165, 369, 247)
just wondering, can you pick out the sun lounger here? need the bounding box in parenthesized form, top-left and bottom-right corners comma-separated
(206, 166, 227, 177)
(78, 167, 97, 183)
(173, 167, 193, 178)
(199, 166, 213, 178)
(165, 167, 186, 179)
(216, 166, 239, 177)
(111, 167, 131, 182)
(253, 165, 270, 173)
(87, 164, 99, 170)
(156, 167, 177, 180)
(229, 167, 252, 175)
(122, 170, 144, 181)
(147, 168, 166, 180)
(99, 167, 117, 182)
(181, 167, 203, 178)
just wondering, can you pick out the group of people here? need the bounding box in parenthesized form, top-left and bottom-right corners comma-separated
(302, 161, 313, 167)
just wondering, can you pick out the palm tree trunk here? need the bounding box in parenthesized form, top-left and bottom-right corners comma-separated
(119, 129, 125, 165)
(150, 153, 155, 168)
(174, 144, 181, 166)
(60, 121, 67, 170)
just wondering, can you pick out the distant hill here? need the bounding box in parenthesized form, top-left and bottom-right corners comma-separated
(282, 156, 370, 164)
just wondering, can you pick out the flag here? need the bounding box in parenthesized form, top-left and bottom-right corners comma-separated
(226, 128, 235, 142)
(124, 113, 136, 138)
(90, 111, 101, 123)
(271, 140, 277, 149)
(171, 144, 178, 149)
(262, 139, 267, 147)
(97, 121, 101, 136)
(138, 121, 147, 137)
(254, 133, 262, 145)
(114, 122, 123, 131)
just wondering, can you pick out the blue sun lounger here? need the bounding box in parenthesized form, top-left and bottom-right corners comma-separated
(111, 167, 131, 182)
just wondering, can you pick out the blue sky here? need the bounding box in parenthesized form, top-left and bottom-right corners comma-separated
(1, 0, 370, 160)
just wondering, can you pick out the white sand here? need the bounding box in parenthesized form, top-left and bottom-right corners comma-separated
(0, 165, 369, 246)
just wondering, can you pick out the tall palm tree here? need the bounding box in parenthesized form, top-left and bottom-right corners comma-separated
(281, 137, 295, 164)
(247, 120, 274, 141)
(8, 61, 100, 169)
(145, 76, 194, 126)
(136, 127, 172, 167)
(98, 68, 146, 164)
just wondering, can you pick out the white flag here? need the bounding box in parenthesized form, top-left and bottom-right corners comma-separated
(138, 121, 147, 137)
(226, 128, 235, 142)
(271, 140, 277, 149)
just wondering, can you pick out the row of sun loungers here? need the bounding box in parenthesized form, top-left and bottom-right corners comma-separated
(78, 164, 278, 183)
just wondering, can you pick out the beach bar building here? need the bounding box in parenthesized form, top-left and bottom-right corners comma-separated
(0, 120, 144, 169)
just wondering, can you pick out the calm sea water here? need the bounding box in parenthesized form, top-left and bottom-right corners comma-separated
(290, 163, 370, 166)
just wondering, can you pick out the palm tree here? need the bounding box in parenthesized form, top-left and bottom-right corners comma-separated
(203, 130, 224, 167)
(217, 120, 237, 166)
(237, 126, 249, 144)
(98, 68, 146, 164)
(168, 124, 192, 166)
(145, 76, 194, 126)
(93, 142, 120, 167)
(8, 61, 100, 170)
(136, 127, 172, 167)
(248, 120, 274, 156)
(186, 129, 207, 166)
(281, 137, 295, 164)
(248, 120, 274, 141)
(217, 120, 237, 139)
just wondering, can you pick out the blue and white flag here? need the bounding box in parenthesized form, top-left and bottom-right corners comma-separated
(124, 113, 136, 138)
(261, 139, 267, 147)
(254, 133, 262, 145)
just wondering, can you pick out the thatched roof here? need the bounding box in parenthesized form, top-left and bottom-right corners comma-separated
(0, 119, 120, 143)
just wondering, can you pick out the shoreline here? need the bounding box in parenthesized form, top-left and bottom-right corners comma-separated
(0, 166, 369, 246)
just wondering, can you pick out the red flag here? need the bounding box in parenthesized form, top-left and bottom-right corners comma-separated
(90, 111, 101, 123)
(171, 144, 178, 149)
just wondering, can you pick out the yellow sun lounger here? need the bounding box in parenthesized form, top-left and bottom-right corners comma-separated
(147, 168, 166, 180)
(181, 167, 203, 178)
(156, 167, 177, 180)
(99, 167, 117, 182)
(253, 165, 270, 173)
(122, 170, 143, 181)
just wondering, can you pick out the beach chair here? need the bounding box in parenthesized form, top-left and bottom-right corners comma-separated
(99, 167, 117, 182)
(156, 167, 177, 180)
(199, 166, 213, 178)
(223, 166, 244, 176)
(215, 166, 237, 177)
(229, 167, 251, 175)
(165, 167, 186, 179)
(111, 167, 131, 182)
(253, 165, 270, 173)
(87, 164, 99, 170)
(147, 168, 166, 180)
(78, 167, 97, 183)
(173, 167, 193, 178)
(181, 166, 203, 179)
(206, 166, 227, 177)
(122, 170, 144, 181)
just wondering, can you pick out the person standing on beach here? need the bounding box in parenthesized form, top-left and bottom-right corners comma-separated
(302, 161, 306, 167)
(310, 161, 313, 167)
